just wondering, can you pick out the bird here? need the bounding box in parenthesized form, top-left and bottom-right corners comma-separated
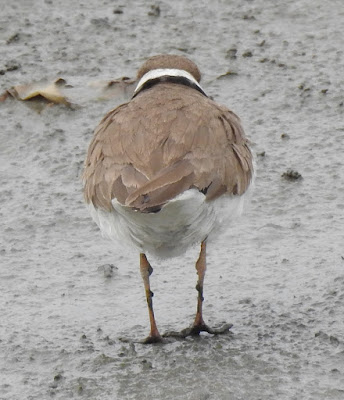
(83, 54, 254, 343)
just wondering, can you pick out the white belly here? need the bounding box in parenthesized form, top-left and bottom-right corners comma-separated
(87, 188, 247, 258)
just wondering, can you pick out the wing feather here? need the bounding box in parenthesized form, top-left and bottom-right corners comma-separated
(83, 83, 253, 212)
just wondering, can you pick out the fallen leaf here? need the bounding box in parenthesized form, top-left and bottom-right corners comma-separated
(5, 77, 71, 105)
(0, 76, 137, 110)
(89, 77, 137, 101)
(216, 70, 238, 79)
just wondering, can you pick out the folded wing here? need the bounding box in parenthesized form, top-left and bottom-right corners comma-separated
(83, 85, 253, 213)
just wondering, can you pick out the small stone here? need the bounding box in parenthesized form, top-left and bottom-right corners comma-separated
(226, 48, 237, 59)
(98, 263, 117, 278)
(330, 336, 340, 346)
(6, 33, 20, 44)
(239, 297, 252, 304)
(298, 83, 311, 92)
(54, 373, 63, 381)
(242, 50, 253, 58)
(281, 169, 303, 181)
(242, 14, 255, 20)
(5, 60, 21, 71)
(331, 368, 340, 374)
(148, 5, 160, 17)
(90, 18, 110, 28)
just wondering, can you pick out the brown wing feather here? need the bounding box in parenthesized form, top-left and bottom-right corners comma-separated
(83, 83, 253, 212)
(125, 159, 195, 210)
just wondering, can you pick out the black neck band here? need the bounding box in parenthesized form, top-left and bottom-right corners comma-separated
(132, 75, 208, 98)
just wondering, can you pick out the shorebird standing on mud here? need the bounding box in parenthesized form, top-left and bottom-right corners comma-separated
(83, 54, 254, 343)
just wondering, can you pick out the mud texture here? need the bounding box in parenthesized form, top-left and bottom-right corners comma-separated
(1, 1, 344, 399)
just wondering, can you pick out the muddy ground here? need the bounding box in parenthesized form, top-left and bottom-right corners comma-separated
(1, 0, 344, 399)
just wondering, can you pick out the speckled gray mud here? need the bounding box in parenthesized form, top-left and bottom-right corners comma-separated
(1, 1, 344, 399)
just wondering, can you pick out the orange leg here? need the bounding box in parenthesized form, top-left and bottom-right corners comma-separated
(193, 240, 207, 329)
(163, 240, 232, 338)
(187, 240, 232, 336)
(140, 253, 163, 343)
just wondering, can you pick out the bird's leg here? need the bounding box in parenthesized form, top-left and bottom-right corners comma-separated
(163, 241, 232, 339)
(192, 240, 207, 331)
(139, 253, 163, 343)
(186, 240, 232, 336)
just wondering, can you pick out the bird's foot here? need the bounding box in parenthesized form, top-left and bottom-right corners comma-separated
(163, 322, 233, 339)
(140, 334, 164, 344)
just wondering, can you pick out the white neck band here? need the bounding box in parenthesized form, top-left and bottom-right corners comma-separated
(134, 68, 204, 94)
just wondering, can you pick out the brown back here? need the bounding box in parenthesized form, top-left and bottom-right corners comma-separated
(83, 82, 253, 212)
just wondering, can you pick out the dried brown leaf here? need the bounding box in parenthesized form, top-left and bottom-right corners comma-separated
(216, 70, 238, 79)
(1, 76, 137, 110)
(6, 78, 70, 105)
(89, 77, 137, 101)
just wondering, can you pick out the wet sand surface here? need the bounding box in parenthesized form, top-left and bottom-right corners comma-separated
(1, 1, 344, 399)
